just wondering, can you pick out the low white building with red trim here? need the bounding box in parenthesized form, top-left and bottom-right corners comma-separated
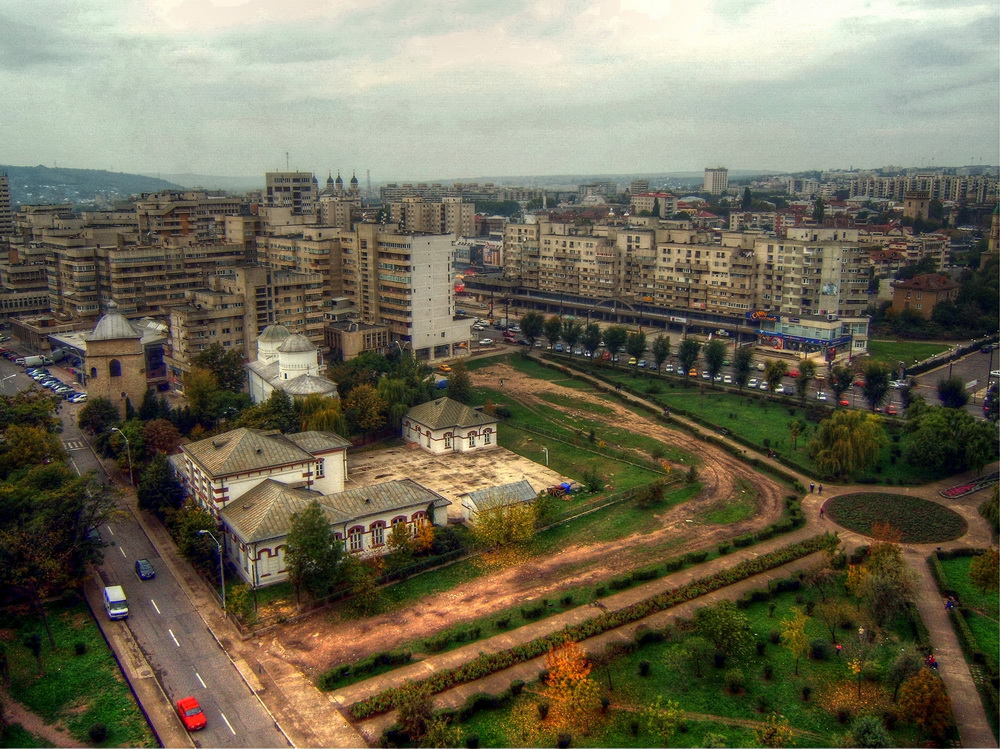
(403, 397, 498, 454)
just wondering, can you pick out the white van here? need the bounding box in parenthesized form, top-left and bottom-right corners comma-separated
(103, 585, 128, 620)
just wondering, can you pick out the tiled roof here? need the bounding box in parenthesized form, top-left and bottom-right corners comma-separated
(86, 301, 143, 341)
(277, 333, 316, 353)
(281, 375, 339, 396)
(406, 397, 495, 431)
(220, 479, 320, 543)
(247, 359, 280, 380)
(183, 428, 314, 476)
(285, 430, 351, 454)
(321, 478, 450, 525)
(892, 274, 959, 292)
(465, 479, 538, 511)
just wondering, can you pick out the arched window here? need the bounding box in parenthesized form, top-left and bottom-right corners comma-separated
(410, 511, 427, 537)
(109, 359, 122, 377)
(483, 428, 492, 445)
(370, 521, 386, 547)
(347, 526, 364, 552)
(467, 431, 477, 448)
(90, 366, 98, 380)
(444, 432, 453, 449)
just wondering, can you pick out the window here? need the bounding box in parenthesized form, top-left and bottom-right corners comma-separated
(90, 366, 98, 379)
(314, 459, 324, 478)
(468, 432, 476, 447)
(444, 433, 452, 449)
(348, 527, 364, 552)
(371, 523, 385, 546)
(483, 429, 492, 445)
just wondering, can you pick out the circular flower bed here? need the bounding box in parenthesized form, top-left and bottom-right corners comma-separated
(826, 493, 967, 543)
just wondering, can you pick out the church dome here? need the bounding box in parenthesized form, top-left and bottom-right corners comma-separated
(350, 173, 359, 185)
(277, 332, 316, 353)
(258, 324, 291, 343)
(335, 173, 343, 185)
(88, 300, 142, 341)
(327, 174, 335, 186)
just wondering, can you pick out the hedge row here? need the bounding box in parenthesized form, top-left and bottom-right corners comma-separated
(346, 533, 838, 719)
(318, 649, 413, 691)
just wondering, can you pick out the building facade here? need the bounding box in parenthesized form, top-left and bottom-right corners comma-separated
(704, 167, 729, 195)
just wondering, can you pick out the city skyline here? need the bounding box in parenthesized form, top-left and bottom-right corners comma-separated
(1, 0, 998, 180)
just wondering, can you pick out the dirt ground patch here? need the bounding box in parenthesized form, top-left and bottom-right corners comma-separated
(256, 358, 786, 679)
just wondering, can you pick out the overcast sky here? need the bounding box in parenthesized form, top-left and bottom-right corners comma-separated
(1, 0, 997, 181)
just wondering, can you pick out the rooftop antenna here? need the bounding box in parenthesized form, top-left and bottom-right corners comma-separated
(286, 152, 289, 171)
(367, 169, 372, 199)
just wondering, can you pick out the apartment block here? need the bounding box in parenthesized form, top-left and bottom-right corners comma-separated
(135, 191, 245, 242)
(0, 174, 13, 237)
(850, 173, 998, 203)
(257, 226, 343, 292)
(629, 192, 678, 218)
(704, 167, 729, 195)
(389, 196, 475, 237)
(340, 223, 469, 360)
(264, 172, 318, 216)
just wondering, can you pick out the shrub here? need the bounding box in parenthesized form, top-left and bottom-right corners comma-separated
(724, 668, 745, 693)
(756, 641, 766, 656)
(802, 685, 812, 701)
(510, 680, 524, 696)
(632, 567, 659, 582)
(714, 652, 727, 669)
(465, 735, 480, 749)
(733, 534, 754, 548)
(537, 702, 549, 720)
(635, 627, 665, 646)
(763, 664, 773, 680)
(810, 639, 831, 660)
(629, 721, 640, 736)
(609, 577, 632, 591)
(74, 641, 87, 656)
(594, 586, 607, 598)
(717, 543, 732, 555)
(664, 557, 684, 572)
(560, 594, 573, 607)
(89, 723, 107, 743)
(638, 659, 651, 676)
(557, 733, 572, 748)
(495, 617, 510, 629)
(520, 605, 544, 620)
(769, 630, 781, 644)
(600, 696, 611, 713)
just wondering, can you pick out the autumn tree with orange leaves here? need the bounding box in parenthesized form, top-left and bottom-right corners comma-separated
(543, 639, 603, 735)
(898, 668, 953, 740)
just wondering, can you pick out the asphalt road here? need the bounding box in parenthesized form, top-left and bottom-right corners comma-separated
(0, 356, 289, 749)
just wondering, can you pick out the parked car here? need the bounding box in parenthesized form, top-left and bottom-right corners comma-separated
(573, 348, 583, 356)
(664, 364, 674, 373)
(68, 393, 88, 403)
(135, 559, 155, 580)
(759, 381, 769, 390)
(628, 357, 638, 366)
(713, 373, 723, 382)
(176, 697, 207, 731)
(815, 391, 828, 401)
(478, 339, 493, 346)
(688, 368, 698, 377)
(638, 359, 647, 368)
(748, 378, 759, 388)
(839, 398, 850, 406)
(554, 343, 563, 352)
(788, 369, 800, 378)
(701, 370, 710, 379)
(885, 404, 898, 415)
(723, 375, 732, 384)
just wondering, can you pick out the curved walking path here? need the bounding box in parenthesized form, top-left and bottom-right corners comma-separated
(0, 688, 77, 748)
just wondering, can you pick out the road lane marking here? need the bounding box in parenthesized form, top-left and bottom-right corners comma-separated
(195, 672, 206, 689)
(107, 526, 114, 536)
(119, 547, 126, 558)
(220, 712, 236, 735)
(150, 599, 160, 614)
(168, 629, 180, 647)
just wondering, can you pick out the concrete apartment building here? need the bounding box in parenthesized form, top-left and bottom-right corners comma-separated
(134, 191, 245, 242)
(704, 167, 729, 195)
(264, 172, 319, 216)
(388, 196, 476, 238)
(850, 173, 998, 203)
(890, 273, 960, 319)
(340, 223, 469, 360)
(629, 192, 679, 218)
(0, 174, 13, 237)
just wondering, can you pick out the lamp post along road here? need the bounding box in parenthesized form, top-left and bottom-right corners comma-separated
(110, 427, 133, 486)
(198, 529, 226, 611)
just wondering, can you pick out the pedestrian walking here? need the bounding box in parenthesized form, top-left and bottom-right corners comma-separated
(818, 484, 823, 494)
(810, 482, 815, 493)
(835, 643, 843, 656)
(819, 506, 825, 518)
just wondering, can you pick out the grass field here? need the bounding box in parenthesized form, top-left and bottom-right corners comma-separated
(939, 554, 999, 669)
(0, 724, 50, 748)
(456, 580, 927, 748)
(867, 340, 951, 365)
(825, 493, 968, 543)
(700, 478, 759, 524)
(7, 599, 156, 748)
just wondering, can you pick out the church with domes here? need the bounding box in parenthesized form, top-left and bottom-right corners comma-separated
(246, 324, 339, 404)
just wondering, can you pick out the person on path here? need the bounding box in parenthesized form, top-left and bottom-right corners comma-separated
(819, 506, 825, 518)
(810, 482, 815, 493)
(835, 643, 843, 656)
(818, 484, 823, 494)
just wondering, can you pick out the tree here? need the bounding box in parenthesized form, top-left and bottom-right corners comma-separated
(640, 695, 682, 747)
(936, 376, 970, 408)
(651, 335, 671, 371)
(543, 639, 602, 735)
(395, 682, 435, 744)
(170, 501, 219, 575)
(137, 453, 185, 519)
(741, 186, 752, 210)
(845, 716, 893, 748)
(969, 547, 999, 597)
(192, 342, 246, 393)
(905, 405, 998, 474)
(344, 383, 387, 437)
(562, 320, 583, 352)
(695, 601, 753, 660)
(764, 359, 788, 393)
(898, 669, 952, 740)
(284, 500, 344, 601)
(603, 325, 628, 360)
(625, 331, 647, 361)
(814, 601, 853, 644)
(681, 636, 714, 678)
(520, 311, 545, 348)
(861, 360, 892, 411)
(142, 418, 182, 455)
(23, 633, 44, 676)
(808, 410, 887, 480)
(420, 716, 463, 748)
(787, 419, 804, 450)
(0, 424, 63, 475)
(704, 339, 726, 380)
(677, 337, 701, 375)
(829, 364, 853, 403)
(298, 394, 348, 433)
(544, 315, 563, 349)
(780, 607, 809, 675)
(470, 499, 536, 549)
(446, 360, 472, 404)
(859, 537, 915, 629)
(813, 197, 825, 223)
(732, 345, 754, 390)
(78, 397, 120, 435)
(183, 367, 219, 423)
(582, 323, 602, 358)
(754, 714, 793, 748)
(980, 486, 999, 535)
(795, 359, 816, 401)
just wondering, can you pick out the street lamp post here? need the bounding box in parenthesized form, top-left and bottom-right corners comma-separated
(110, 427, 134, 486)
(541, 446, 549, 466)
(198, 529, 226, 611)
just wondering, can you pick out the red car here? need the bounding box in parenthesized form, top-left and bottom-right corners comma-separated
(177, 696, 207, 731)
(885, 404, 898, 415)
(788, 369, 799, 378)
(839, 399, 850, 407)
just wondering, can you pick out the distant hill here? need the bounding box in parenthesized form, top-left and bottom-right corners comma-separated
(146, 173, 261, 192)
(1, 164, 183, 206)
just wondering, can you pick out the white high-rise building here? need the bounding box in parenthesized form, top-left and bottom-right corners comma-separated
(704, 167, 729, 195)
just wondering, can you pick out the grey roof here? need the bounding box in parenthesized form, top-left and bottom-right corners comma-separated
(247, 359, 280, 380)
(277, 333, 316, 353)
(183, 428, 314, 477)
(282, 375, 339, 396)
(406, 397, 496, 431)
(86, 301, 142, 341)
(285, 430, 351, 454)
(320, 479, 450, 525)
(258, 324, 291, 343)
(220, 479, 320, 543)
(465, 480, 538, 510)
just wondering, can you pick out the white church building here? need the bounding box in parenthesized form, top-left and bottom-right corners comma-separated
(246, 324, 339, 404)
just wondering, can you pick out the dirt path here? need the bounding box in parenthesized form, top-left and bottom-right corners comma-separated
(260, 359, 786, 678)
(0, 689, 77, 747)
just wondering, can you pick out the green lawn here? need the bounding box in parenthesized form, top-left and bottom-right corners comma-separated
(6, 600, 156, 747)
(939, 555, 999, 669)
(0, 724, 51, 748)
(825, 493, 967, 543)
(867, 340, 951, 366)
(456, 580, 926, 748)
(700, 478, 759, 524)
